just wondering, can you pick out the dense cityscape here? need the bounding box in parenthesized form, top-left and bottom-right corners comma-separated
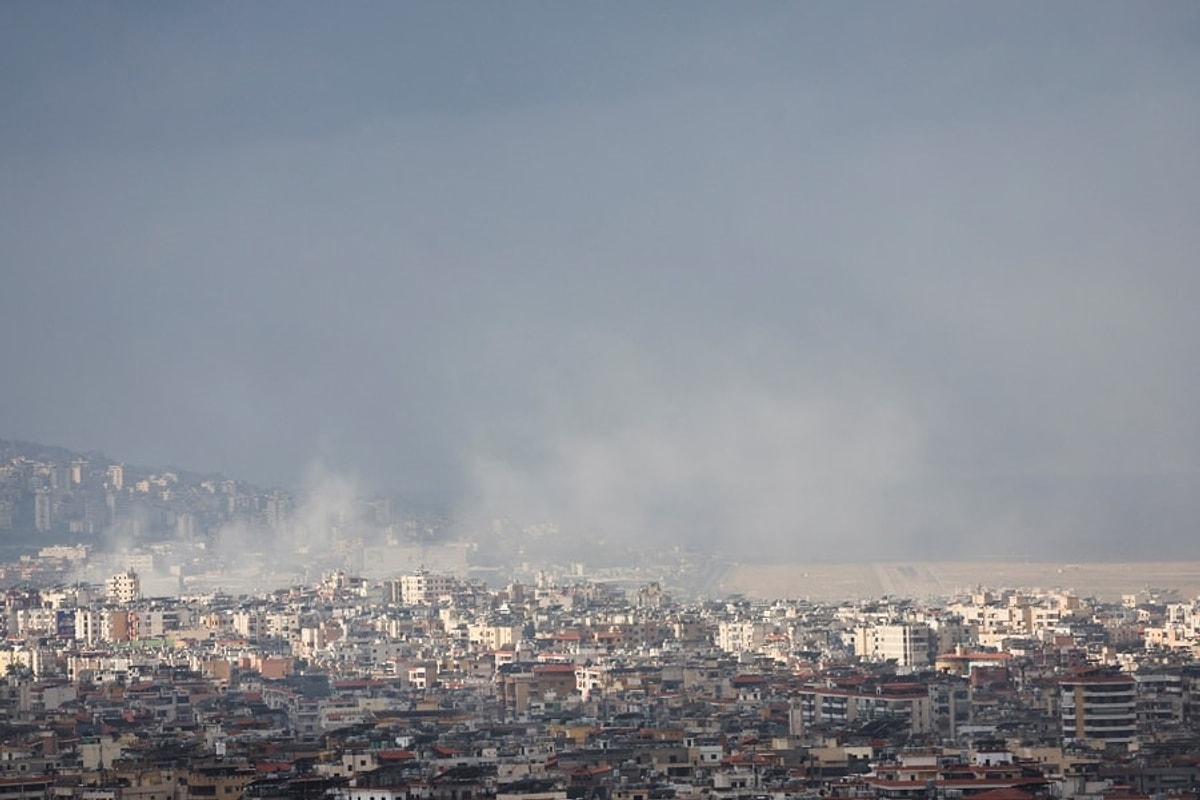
(4, 0, 1199, 795)
(1, 440, 1200, 800)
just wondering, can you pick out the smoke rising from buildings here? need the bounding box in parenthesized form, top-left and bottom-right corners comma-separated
(2, 4, 1199, 564)
(463, 357, 930, 563)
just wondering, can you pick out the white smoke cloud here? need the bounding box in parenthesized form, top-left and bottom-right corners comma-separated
(463, 352, 941, 563)
(4, 3, 1199, 565)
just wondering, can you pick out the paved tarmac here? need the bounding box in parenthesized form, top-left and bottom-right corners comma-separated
(725, 561, 1200, 602)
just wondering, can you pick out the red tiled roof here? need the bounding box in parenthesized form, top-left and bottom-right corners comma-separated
(968, 789, 1035, 800)
(533, 664, 576, 674)
(255, 762, 292, 774)
(954, 652, 1013, 661)
(379, 750, 416, 761)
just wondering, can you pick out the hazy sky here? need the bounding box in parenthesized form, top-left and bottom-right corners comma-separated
(3, 2, 1199, 561)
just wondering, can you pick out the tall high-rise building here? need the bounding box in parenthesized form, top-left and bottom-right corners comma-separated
(33, 489, 52, 532)
(176, 512, 196, 540)
(265, 490, 292, 531)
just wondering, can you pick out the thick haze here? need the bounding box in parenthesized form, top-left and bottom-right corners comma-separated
(3, 3, 1199, 561)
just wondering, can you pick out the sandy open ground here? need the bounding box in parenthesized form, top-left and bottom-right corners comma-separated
(724, 561, 1200, 602)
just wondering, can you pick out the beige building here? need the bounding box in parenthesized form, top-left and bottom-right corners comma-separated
(854, 622, 932, 668)
(1060, 672, 1137, 747)
(790, 682, 933, 736)
(399, 570, 455, 604)
(106, 571, 141, 605)
(717, 621, 770, 654)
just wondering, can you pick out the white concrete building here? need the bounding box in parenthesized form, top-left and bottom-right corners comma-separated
(106, 571, 141, 605)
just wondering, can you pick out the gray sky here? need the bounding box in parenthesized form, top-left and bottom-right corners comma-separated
(3, 2, 1199, 561)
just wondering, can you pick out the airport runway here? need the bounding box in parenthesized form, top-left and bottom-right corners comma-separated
(725, 561, 1200, 602)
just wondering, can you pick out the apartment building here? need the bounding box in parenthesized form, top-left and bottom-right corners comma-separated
(1060, 671, 1137, 747)
(400, 571, 456, 605)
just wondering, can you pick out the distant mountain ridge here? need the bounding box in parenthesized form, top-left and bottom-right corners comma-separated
(0, 437, 283, 548)
(0, 438, 254, 490)
(0, 439, 97, 466)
